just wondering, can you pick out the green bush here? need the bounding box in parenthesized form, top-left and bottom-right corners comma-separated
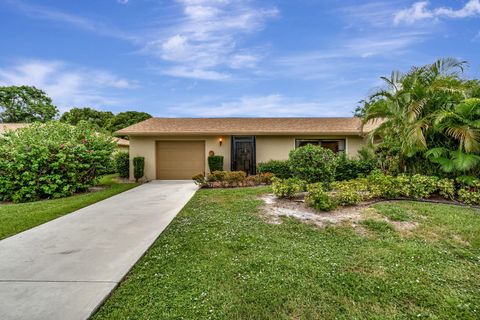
(114, 152, 129, 178)
(330, 181, 365, 206)
(437, 178, 455, 200)
(208, 155, 224, 172)
(133, 157, 145, 182)
(458, 188, 480, 205)
(288, 145, 337, 185)
(408, 174, 439, 199)
(258, 160, 292, 179)
(192, 173, 206, 186)
(335, 153, 375, 181)
(271, 177, 306, 198)
(305, 183, 337, 211)
(366, 170, 401, 198)
(0, 122, 115, 202)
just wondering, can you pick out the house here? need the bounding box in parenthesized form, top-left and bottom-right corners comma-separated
(0, 123, 129, 152)
(117, 117, 376, 180)
(113, 137, 130, 153)
(0, 123, 30, 135)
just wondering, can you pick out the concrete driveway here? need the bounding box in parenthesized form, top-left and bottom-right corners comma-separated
(0, 181, 198, 320)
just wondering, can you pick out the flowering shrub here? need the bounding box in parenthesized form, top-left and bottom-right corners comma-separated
(271, 177, 306, 198)
(0, 122, 115, 202)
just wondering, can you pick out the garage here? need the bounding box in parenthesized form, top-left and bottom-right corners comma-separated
(155, 141, 205, 180)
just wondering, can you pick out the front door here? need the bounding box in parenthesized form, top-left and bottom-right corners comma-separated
(231, 136, 256, 175)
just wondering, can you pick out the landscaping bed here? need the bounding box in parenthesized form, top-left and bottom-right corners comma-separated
(93, 187, 480, 319)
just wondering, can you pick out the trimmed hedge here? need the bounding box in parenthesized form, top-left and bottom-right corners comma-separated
(258, 160, 292, 179)
(133, 157, 145, 182)
(0, 122, 115, 202)
(208, 155, 224, 172)
(114, 152, 129, 178)
(192, 171, 274, 188)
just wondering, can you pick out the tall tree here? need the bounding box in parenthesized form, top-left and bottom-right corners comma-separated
(0, 86, 58, 123)
(60, 107, 114, 130)
(107, 111, 152, 133)
(361, 58, 479, 176)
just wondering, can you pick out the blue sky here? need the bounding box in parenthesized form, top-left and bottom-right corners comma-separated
(0, 0, 479, 117)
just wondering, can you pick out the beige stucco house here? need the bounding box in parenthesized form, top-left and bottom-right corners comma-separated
(117, 117, 374, 180)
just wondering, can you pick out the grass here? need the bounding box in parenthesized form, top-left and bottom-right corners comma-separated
(0, 174, 138, 240)
(93, 187, 480, 320)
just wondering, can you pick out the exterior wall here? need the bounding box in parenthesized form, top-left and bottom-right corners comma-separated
(116, 145, 129, 153)
(255, 135, 367, 164)
(129, 134, 367, 180)
(129, 135, 231, 180)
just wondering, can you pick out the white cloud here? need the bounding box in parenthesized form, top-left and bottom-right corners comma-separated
(394, 0, 480, 25)
(5, 0, 137, 41)
(118, 0, 129, 4)
(0, 60, 136, 110)
(144, 0, 278, 80)
(165, 94, 356, 117)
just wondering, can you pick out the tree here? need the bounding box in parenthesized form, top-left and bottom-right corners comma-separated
(0, 86, 58, 123)
(107, 111, 152, 133)
(60, 107, 114, 130)
(361, 58, 479, 176)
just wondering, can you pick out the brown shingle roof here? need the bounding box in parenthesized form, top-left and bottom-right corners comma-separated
(116, 117, 376, 136)
(112, 137, 130, 147)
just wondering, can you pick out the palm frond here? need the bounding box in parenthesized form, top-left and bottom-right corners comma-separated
(451, 150, 480, 171)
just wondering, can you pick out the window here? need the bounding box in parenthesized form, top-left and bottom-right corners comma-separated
(295, 139, 345, 153)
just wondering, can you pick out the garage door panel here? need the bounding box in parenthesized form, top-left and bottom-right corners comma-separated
(156, 141, 205, 180)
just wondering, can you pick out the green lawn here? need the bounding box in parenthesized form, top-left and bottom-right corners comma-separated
(0, 175, 138, 240)
(94, 187, 480, 320)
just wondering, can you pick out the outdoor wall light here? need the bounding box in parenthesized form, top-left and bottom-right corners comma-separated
(219, 137, 223, 146)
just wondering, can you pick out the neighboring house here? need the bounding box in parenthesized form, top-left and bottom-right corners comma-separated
(0, 123, 129, 152)
(0, 123, 30, 136)
(117, 117, 376, 180)
(113, 137, 130, 153)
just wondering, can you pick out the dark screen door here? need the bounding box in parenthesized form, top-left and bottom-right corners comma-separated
(231, 136, 256, 175)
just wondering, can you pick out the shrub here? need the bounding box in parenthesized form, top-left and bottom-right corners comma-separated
(271, 177, 306, 198)
(305, 183, 337, 211)
(133, 157, 145, 182)
(259, 172, 275, 184)
(366, 170, 400, 198)
(437, 178, 455, 200)
(0, 122, 115, 202)
(224, 171, 247, 184)
(258, 160, 292, 179)
(192, 173, 206, 186)
(288, 145, 337, 185)
(208, 155, 224, 172)
(458, 188, 480, 205)
(408, 174, 439, 199)
(330, 181, 365, 206)
(335, 153, 375, 181)
(208, 170, 227, 182)
(114, 152, 129, 178)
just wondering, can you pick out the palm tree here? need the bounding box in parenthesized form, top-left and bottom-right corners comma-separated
(361, 58, 472, 174)
(426, 98, 480, 173)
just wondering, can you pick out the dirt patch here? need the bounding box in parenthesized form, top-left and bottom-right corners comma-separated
(260, 194, 418, 234)
(261, 194, 372, 229)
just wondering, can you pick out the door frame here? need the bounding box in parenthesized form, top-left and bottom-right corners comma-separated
(231, 136, 256, 175)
